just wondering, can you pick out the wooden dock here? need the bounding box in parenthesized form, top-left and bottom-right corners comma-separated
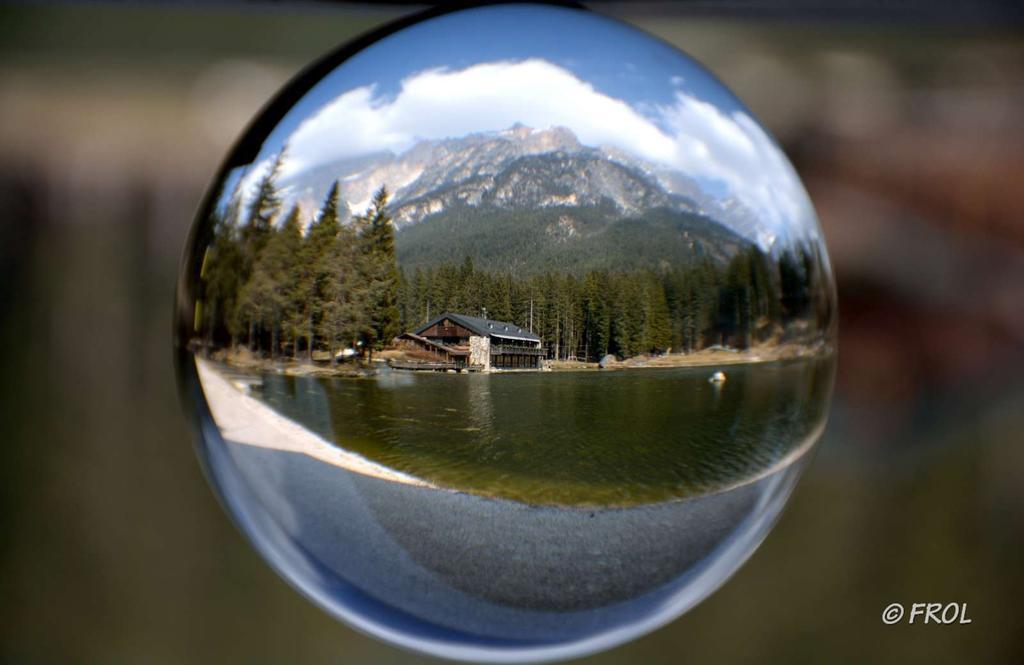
(389, 360, 461, 372)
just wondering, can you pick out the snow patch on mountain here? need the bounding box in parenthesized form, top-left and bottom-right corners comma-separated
(276, 124, 772, 247)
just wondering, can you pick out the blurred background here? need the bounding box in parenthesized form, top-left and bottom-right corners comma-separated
(1, 2, 1023, 662)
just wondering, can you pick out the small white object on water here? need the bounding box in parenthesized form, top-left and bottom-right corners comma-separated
(709, 371, 726, 384)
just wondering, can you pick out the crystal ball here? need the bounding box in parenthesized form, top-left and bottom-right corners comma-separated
(175, 4, 836, 661)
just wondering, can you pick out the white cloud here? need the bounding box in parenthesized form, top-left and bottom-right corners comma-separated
(655, 91, 812, 243)
(282, 59, 675, 176)
(264, 58, 813, 245)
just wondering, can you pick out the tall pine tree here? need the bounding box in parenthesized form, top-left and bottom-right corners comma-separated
(308, 182, 344, 360)
(356, 186, 401, 354)
(320, 221, 369, 364)
(236, 150, 285, 348)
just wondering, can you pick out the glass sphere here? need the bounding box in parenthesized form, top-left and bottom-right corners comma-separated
(175, 5, 836, 662)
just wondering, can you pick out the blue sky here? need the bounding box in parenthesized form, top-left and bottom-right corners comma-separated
(260, 5, 747, 152)
(230, 4, 816, 248)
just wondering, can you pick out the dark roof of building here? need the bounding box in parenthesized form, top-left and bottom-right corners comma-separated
(414, 312, 541, 343)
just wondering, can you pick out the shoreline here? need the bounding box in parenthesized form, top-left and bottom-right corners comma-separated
(205, 341, 832, 378)
(196, 357, 436, 489)
(546, 342, 831, 373)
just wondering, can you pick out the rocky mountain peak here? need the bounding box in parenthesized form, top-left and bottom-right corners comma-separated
(278, 123, 760, 244)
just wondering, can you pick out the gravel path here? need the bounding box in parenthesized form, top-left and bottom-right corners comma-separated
(198, 358, 433, 488)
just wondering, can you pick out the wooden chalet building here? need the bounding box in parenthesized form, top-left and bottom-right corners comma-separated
(397, 312, 543, 371)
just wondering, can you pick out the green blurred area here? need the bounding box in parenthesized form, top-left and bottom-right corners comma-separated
(1, 3, 1023, 663)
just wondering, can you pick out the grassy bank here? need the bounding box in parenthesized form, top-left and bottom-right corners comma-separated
(547, 342, 831, 372)
(208, 346, 376, 378)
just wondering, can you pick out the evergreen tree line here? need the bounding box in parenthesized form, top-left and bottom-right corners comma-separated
(396, 243, 826, 362)
(198, 153, 401, 362)
(197, 154, 830, 363)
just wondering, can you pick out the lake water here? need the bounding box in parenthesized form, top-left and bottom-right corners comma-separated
(250, 356, 835, 506)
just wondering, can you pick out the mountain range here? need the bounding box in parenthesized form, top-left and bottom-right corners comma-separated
(277, 124, 763, 273)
